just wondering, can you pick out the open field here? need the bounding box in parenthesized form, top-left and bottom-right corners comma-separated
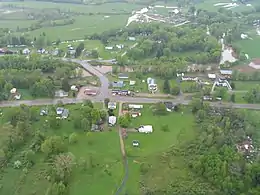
(0, 1, 144, 41)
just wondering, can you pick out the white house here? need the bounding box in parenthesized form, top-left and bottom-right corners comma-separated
(147, 77, 157, 92)
(116, 44, 124, 49)
(108, 116, 117, 126)
(128, 37, 136, 41)
(138, 125, 153, 133)
(208, 73, 216, 79)
(129, 80, 136, 85)
(105, 46, 113, 50)
(22, 48, 30, 55)
(10, 88, 17, 94)
(128, 104, 143, 109)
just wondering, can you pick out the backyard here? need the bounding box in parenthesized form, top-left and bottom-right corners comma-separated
(121, 104, 195, 194)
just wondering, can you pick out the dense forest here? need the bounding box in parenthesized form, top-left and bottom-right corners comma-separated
(0, 56, 79, 100)
(141, 101, 260, 195)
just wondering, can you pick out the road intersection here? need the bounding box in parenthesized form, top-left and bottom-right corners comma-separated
(1, 59, 260, 110)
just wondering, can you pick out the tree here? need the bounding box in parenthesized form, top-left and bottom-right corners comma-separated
(91, 108, 100, 124)
(80, 118, 90, 131)
(84, 100, 93, 108)
(41, 136, 67, 157)
(69, 133, 78, 144)
(104, 98, 110, 108)
(161, 124, 170, 132)
(91, 50, 99, 58)
(75, 42, 84, 58)
(230, 93, 235, 103)
(52, 152, 75, 184)
(61, 77, 70, 92)
(118, 115, 131, 128)
(46, 182, 66, 195)
(152, 102, 167, 115)
(99, 110, 107, 121)
(163, 79, 170, 94)
(171, 85, 181, 95)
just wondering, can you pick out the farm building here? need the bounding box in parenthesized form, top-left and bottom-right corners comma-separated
(249, 59, 260, 69)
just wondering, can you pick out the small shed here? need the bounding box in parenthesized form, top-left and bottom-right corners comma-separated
(56, 107, 64, 115)
(112, 81, 124, 88)
(220, 70, 232, 75)
(128, 37, 136, 41)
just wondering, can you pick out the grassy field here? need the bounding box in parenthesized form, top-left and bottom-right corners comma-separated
(122, 105, 195, 194)
(0, 103, 125, 195)
(0, 1, 143, 41)
(234, 34, 260, 58)
(0, 103, 196, 195)
(233, 81, 260, 91)
(26, 14, 129, 41)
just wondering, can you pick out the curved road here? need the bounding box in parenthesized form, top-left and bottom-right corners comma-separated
(1, 59, 260, 110)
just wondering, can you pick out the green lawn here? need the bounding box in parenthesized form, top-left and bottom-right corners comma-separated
(235, 35, 260, 58)
(122, 105, 195, 194)
(233, 81, 260, 91)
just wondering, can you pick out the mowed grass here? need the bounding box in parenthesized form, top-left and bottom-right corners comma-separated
(233, 81, 260, 91)
(122, 105, 195, 194)
(0, 103, 124, 195)
(235, 34, 260, 58)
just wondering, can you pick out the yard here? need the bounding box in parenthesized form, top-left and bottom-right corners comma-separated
(233, 81, 260, 91)
(121, 104, 195, 194)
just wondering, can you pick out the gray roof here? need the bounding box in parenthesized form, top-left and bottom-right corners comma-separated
(118, 73, 128, 78)
(220, 70, 232, 75)
(62, 109, 69, 117)
(112, 81, 124, 88)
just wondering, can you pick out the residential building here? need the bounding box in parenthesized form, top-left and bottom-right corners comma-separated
(137, 125, 153, 133)
(128, 104, 143, 109)
(220, 70, 232, 78)
(61, 109, 69, 119)
(40, 108, 48, 116)
(108, 116, 117, 126)
(129, 80, 136, 85)
(56, 107, 65, 115)
(105, 46, 113, 50)
(128, 37, 136, 41)
(55, 90, 69, 98)
(181, 76, 198, 81)
(22, 48, 30, 55)
(112, 81, 124, 88)
(108, 102, 117, 110)
(163, 102, 175, 112)
(208, 73, 216, 79)
(116, 44, 124, 49)
(118, 73, 129, 79)
(147, 77, 157, 92)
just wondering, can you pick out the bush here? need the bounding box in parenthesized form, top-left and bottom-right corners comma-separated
(69, 133, 78, 144)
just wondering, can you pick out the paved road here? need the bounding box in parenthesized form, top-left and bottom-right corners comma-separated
(1, 59, 260, 110)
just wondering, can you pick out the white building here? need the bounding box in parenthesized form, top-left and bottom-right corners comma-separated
(108, 116, 117, 126)
(108, 102, 117, 109)
(105, 46, 113, 50)
(147, 77, 157, 92)
(138, 125, 153, 133)
(208, 73, 216, 79)
(128, 104, 143, 109)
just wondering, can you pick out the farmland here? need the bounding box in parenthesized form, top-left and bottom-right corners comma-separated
(0, 1, 144, 41)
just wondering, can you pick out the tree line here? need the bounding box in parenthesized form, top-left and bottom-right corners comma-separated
(0, 56, 79, 100)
